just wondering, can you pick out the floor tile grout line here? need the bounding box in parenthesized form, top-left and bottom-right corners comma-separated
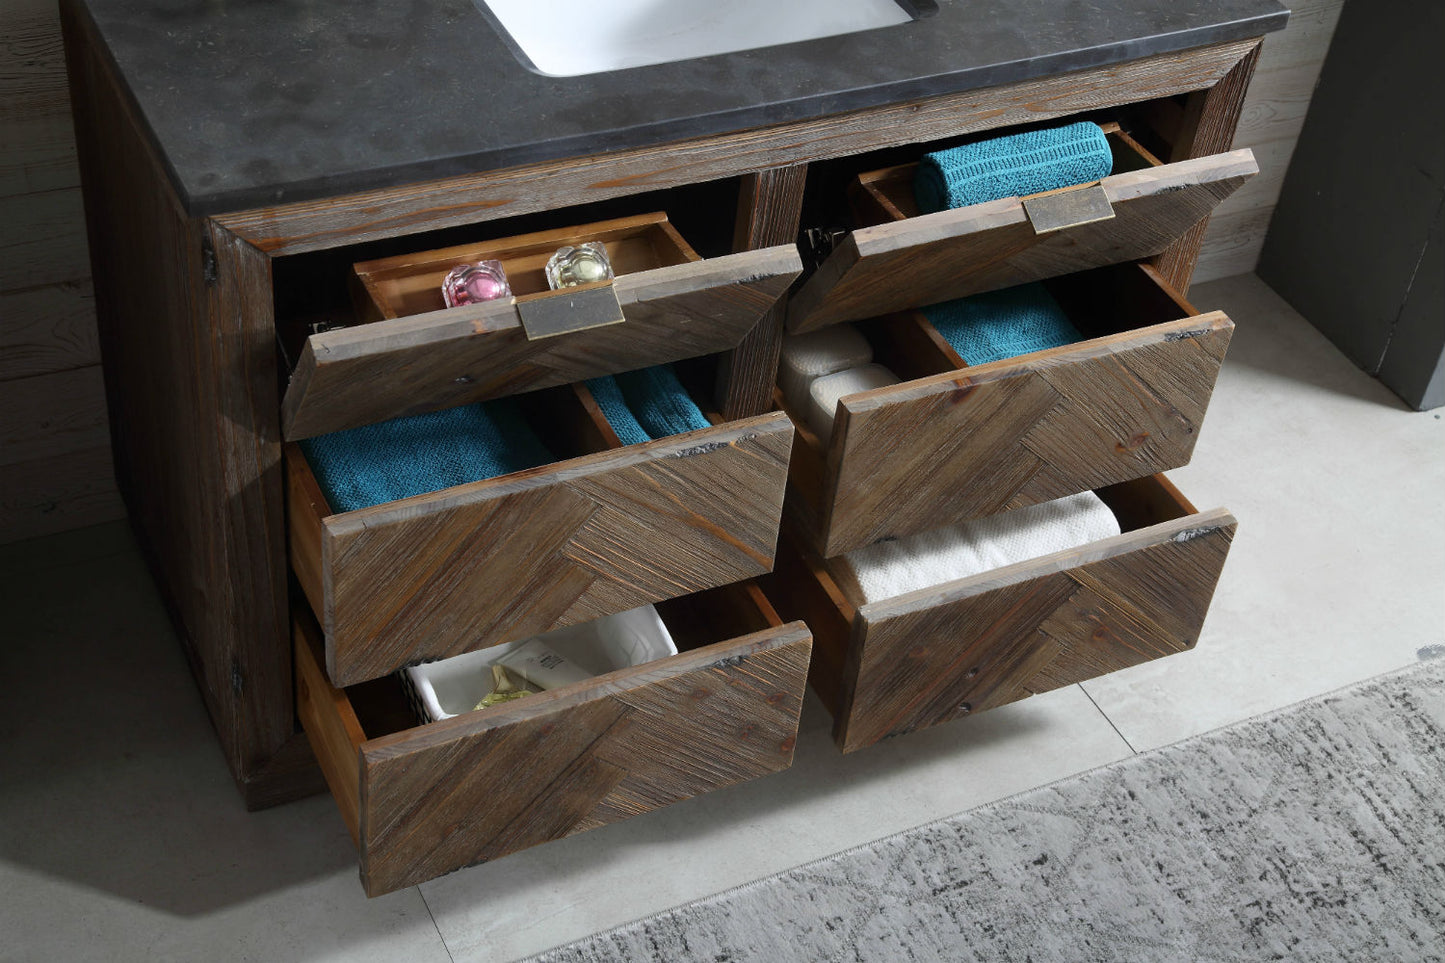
(419, 888, 458, 963)
(1079, 683, 1137, 754)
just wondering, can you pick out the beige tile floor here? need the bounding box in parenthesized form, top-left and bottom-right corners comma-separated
(1, 274, 1440, 962)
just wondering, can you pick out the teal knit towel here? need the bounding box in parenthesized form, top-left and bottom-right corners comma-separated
(300, 400, 554, 514)
(584, 374, 652, 447)
(922, 283, 1083, 366)
(913, 121, 1113, 214)
(589, 364, 709, 443)
(617, 364, 710, 439)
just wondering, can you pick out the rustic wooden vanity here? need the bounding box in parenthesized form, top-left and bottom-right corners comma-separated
(63, 0, 1283, 894)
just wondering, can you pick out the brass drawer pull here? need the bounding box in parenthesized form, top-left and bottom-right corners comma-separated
(1022, 183, 1116, 234)
(515, 280, 626, 340)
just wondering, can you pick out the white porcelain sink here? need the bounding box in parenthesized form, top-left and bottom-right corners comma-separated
(479, 0, 920, 78)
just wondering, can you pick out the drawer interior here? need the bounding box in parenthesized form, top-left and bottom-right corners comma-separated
(777, 260, 1223, 555)
(848, 121, 1162, 225)
(339, 580, 790, 744)
(816, 472, 1198, 611)
(766, 472, 1236, 751)
(273, 178, 744, 361)
(297, 579, 813, 895)
(276, 207, 801, 441)
(289, 362, 795, 687)
(290, 357, 734, 521)
(786, 113, 1256, 335)
(780, 260, 1201, 437)
(351, 213, 700, 323)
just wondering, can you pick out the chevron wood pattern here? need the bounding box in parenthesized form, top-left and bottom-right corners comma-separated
(792, 477, 1236, 753)
(294, 598, 813, 897)
(786, 148, 1257, 334)
(807, 286, 1232, 557)
(288, 411, 795, 686)
(282, 244, 801, 440)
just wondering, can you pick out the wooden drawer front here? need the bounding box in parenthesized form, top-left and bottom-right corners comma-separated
(281, 213, 801, 440)
(787, 129, 1256, 334)
(770, 475, 1234, 753)
(295, 585, 813, 896)
(789, 263, 1231, 557)
(289, 410, 794, 686)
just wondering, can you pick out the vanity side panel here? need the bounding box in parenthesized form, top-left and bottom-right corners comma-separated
(61, 0, 305, 807)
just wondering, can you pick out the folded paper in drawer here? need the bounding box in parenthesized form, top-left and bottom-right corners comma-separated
(403, 604, 678, 722)
(833, 490, 1121, 604)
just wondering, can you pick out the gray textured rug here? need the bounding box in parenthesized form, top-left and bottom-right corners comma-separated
(530, 660, 1445, 963)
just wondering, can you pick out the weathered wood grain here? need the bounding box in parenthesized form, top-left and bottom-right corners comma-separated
(761, 526, 857, 720)
(718, 165, 809, 420)
(63, 0, 294, 809)
(282, 245, 801, 440)
(0, 2, 79, 198)
(289, 411, 794, 686)
(1195, 206, 1277, 283)
(814, 486, 1236, 752)
(0, 186, 88, 291)
(0, 7, 70, 121)
(787, 150, 1257, 334)
(805, 294, 1232, 556)
(0, 362, 108, 465)
(0, 441, 121, 543)
(213, 40, 1260, 257)
(296, 600, 812, 896)
(295, 618, 364, 845)
(0, 279, 97, 380)
(1152, 43, 1263, 292)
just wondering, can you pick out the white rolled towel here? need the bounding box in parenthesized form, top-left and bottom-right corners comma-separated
(805, 363, 901, 441)
(832, 491, 1122, 604)
(779, 325, 874, 416)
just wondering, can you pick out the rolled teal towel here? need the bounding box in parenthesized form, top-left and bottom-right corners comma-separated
(300, 400, 554, 513)
(922, 283, 1083, 366)
(584, 374, 652, 447)
(913, 121, 1113, 214)
(614, 364, 711, 440)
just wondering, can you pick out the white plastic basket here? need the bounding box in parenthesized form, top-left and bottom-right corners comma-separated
(402, 604, 678, 723)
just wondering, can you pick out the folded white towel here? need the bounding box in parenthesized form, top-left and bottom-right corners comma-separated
(832, 491, 1122, 604)
(805, 363, 901, 441)
(779, 325, 874, 416)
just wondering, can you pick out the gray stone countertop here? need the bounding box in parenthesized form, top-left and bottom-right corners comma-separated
(78, 0, 1288, 216)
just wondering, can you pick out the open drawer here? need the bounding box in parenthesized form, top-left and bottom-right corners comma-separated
(281, 212, 802, 440)
(766, 473, 1234, 753)
(782, 261, 1232, 557)
(787, 122, 1257, 334)
(288, 379, 794, 686)
(295, 581, 812, 896)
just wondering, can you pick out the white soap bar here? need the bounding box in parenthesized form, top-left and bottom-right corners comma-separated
(832, 490, 1123, 604)
(779, 325, 874, 415)
(805, 363, 901, 441)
